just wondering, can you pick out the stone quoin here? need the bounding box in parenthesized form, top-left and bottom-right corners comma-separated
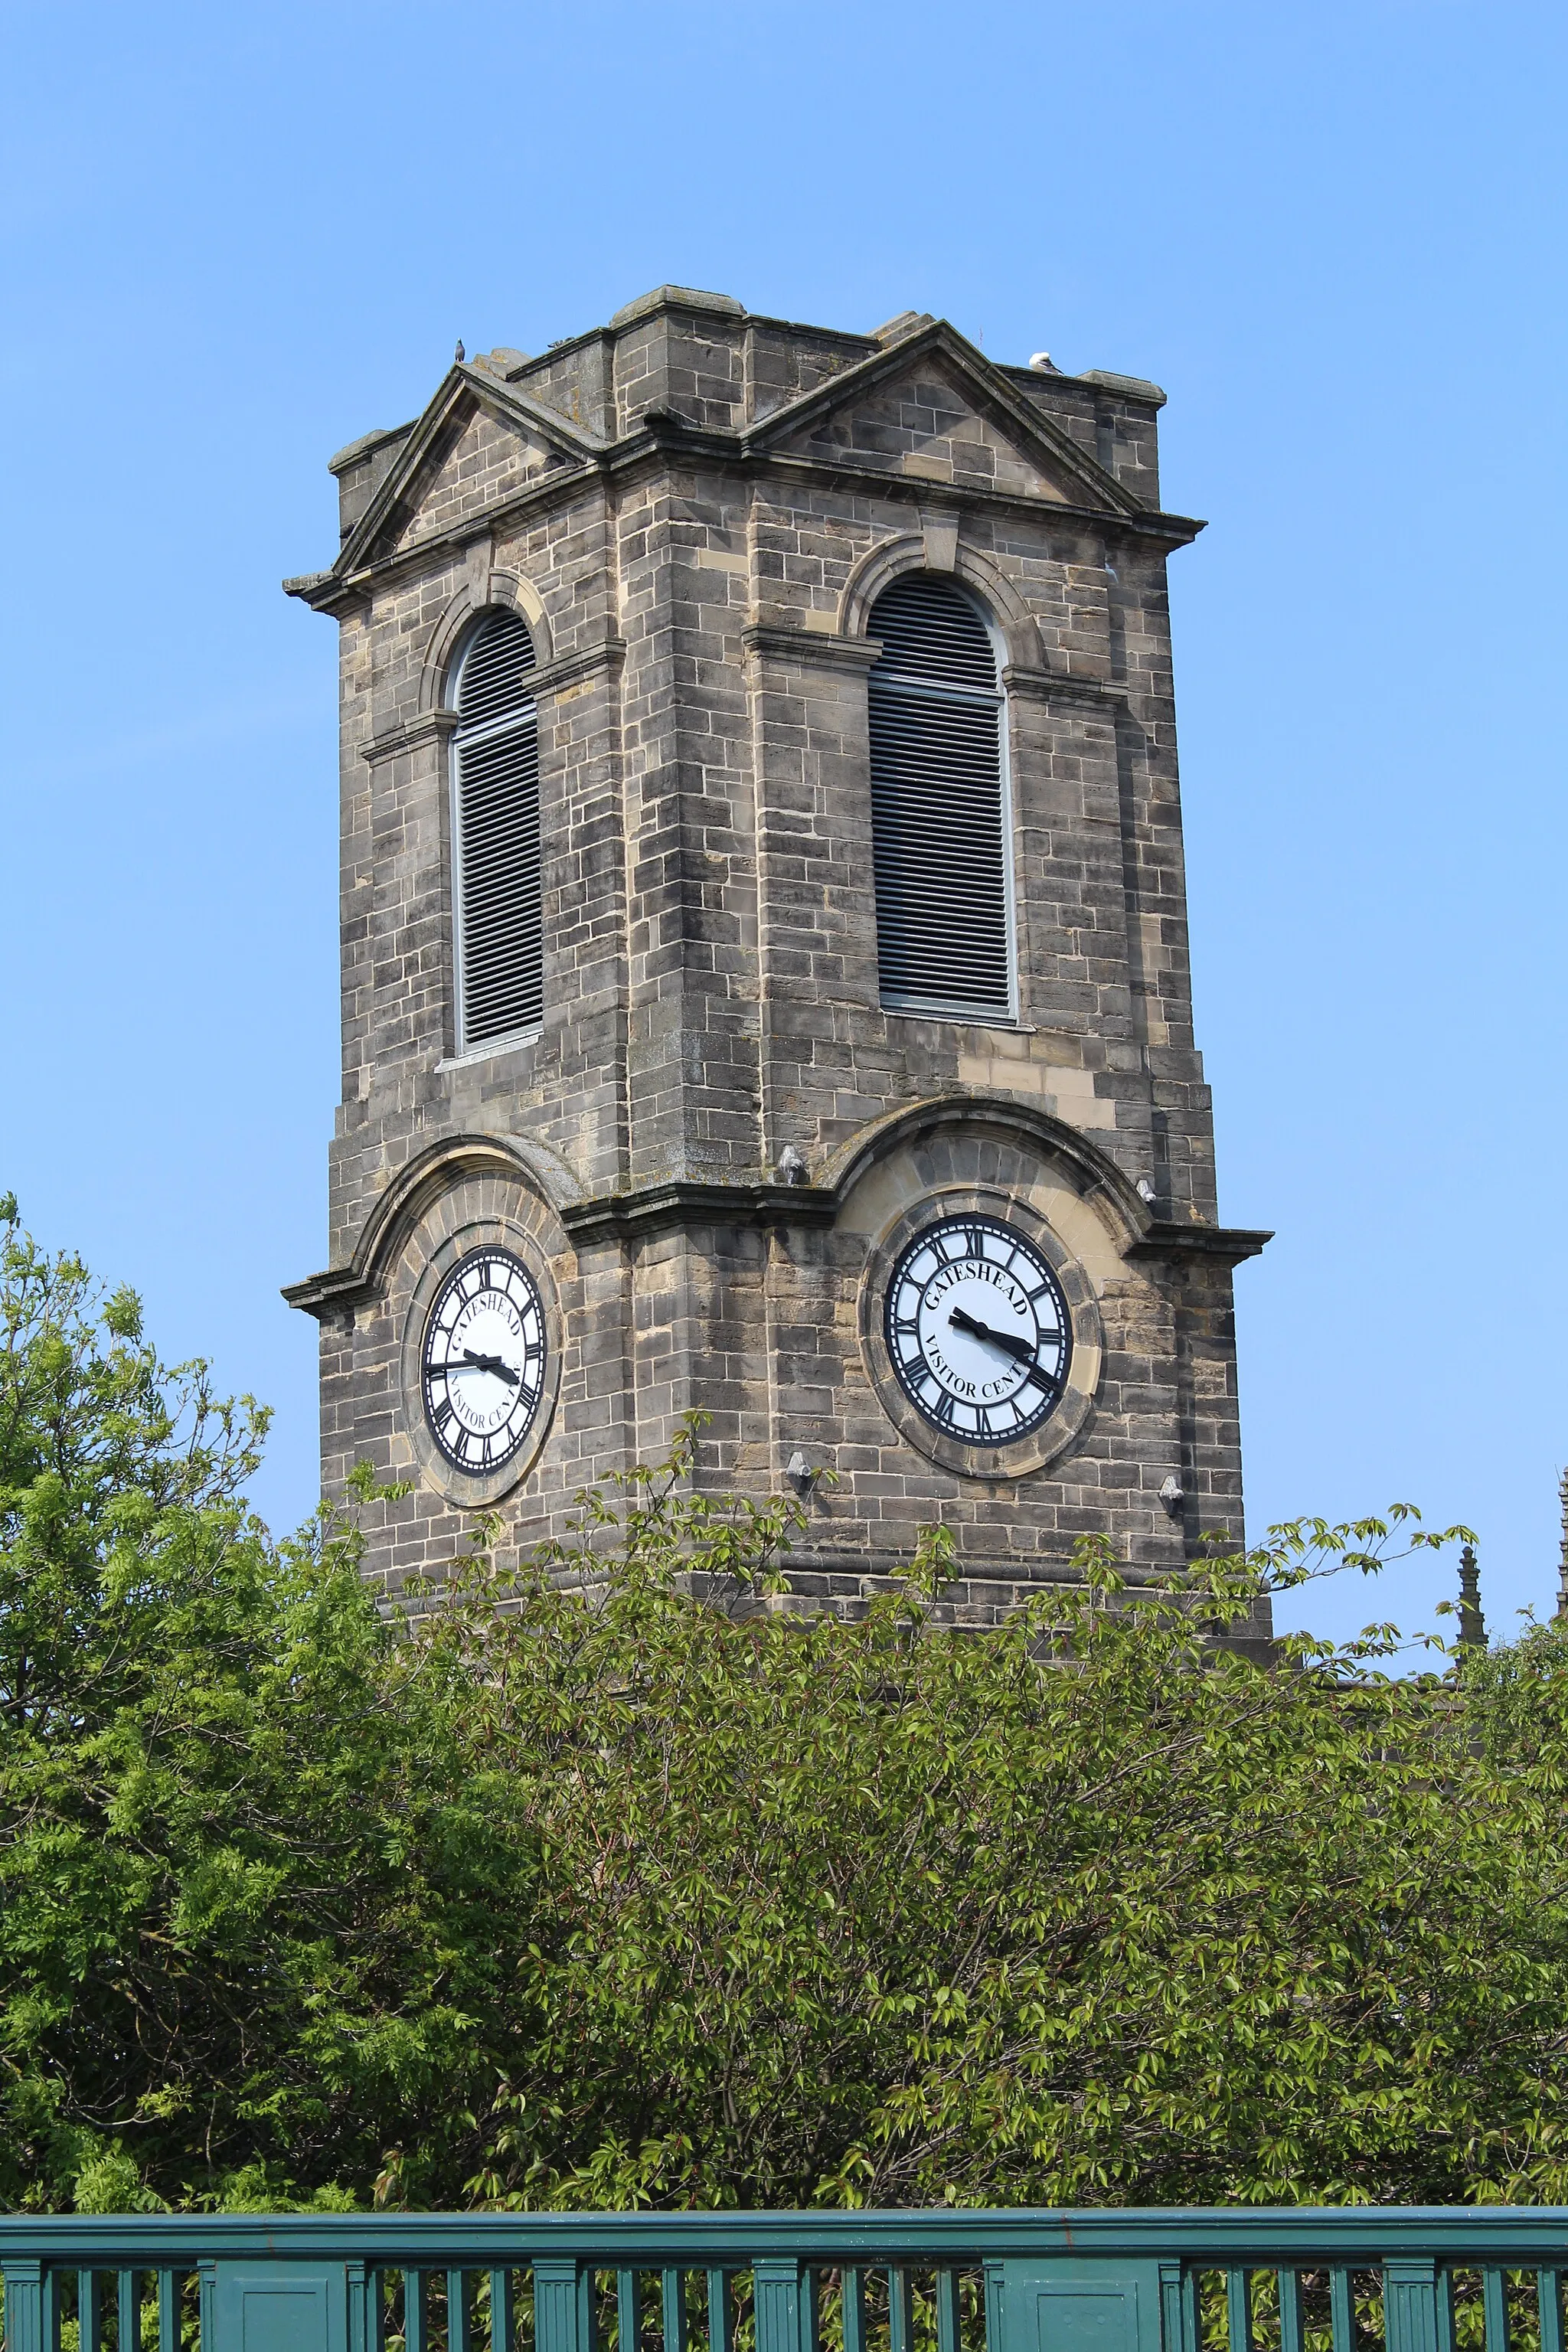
(282, 286, 1271, 1628)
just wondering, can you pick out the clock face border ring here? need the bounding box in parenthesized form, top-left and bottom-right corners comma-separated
(398, 1214, 561, 1505)
(858, 1185, 1103, 1481)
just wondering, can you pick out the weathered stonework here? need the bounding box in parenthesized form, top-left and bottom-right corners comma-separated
(284, 288, 1269, 1630)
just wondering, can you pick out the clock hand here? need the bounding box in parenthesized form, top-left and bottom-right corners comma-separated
(459, 1348, 521, 1387)
(948, 1307, 1052, 1372)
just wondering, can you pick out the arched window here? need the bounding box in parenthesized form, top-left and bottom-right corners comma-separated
(866, 573, 1014, 1020)
(449, 610, 542, 1051)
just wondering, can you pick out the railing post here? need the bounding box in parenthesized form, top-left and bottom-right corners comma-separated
(199, 2262, 217, 2352)
(535, 2259, 595, 2352)
(1159, 2265, 1194, 2352)
(347, 2261, 368, 2352)
(2, 2260, 57, 2352)
(1385, 2261, 1442, 2352)
(988, 2256, 1163, 2352)
(753, 2260, 806, 2352)
(985, 2262, 1006, 2352)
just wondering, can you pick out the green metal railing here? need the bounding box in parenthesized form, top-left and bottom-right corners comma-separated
(3, 2207, 1567, 2352)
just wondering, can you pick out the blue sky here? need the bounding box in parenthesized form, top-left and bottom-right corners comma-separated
(2, 0, 1563, 1649)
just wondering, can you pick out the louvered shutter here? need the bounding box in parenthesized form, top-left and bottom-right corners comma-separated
(451, 612, 542, 1049)
(866, 573, 1013, 1018)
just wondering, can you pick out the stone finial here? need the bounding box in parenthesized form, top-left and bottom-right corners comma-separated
(1557, 1468, 1568, 1620)
(1458, 1544, 1486, 1651)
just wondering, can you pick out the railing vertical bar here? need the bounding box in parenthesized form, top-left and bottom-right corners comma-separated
(157, 2269, 178, 2352)
(890, 2271, 913, 2352)
(368, 2269, 389, 2352)
(118, 2269, 138, 2352)
(1279, 2273, 1304, 2352)
(1539, 2275, 1563, 2352)
(707, 2272, 734, 2352)
(619, 2272, 642, 2352)
(1483, 2271, 1510, 2352)
(1228, 2272, 1253, 2352)
(407, 2269, 430, 2352)
(450, 2269, 474, 2352)
(1438, 2273, 1455, 2352)
(79, 2269, 101, 2352)
(664, 2272, 689, 2352)
(492, 2269, 516, 2352)
(936, 2272, 961, 2352)
(841, 2271, 867, 2352)
(1331, 2271, 1355, 2352)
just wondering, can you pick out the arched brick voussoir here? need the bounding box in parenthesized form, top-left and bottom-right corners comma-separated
(346, 1132, 582, 1298)
(823, 1095, 1152, 1263)
(416, 570, 555, 715)
(837, 531, 1048, 673)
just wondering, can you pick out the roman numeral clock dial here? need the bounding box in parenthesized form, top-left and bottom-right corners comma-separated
(420, 1248, 547, 1475)
(884, 1216, 1072, 1446)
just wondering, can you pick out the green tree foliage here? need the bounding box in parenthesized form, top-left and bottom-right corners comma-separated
(0, 1201, 536, 2212)
(5, 1200, 1568, 2215)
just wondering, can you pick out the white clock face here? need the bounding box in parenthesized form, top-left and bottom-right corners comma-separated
(420, 1247, 547, 1474)
(885, 1215, 1072, 1445)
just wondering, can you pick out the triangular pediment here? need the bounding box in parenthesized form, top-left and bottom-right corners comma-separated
(337, 368, 605, 577)
(747, 324, 1140, 515)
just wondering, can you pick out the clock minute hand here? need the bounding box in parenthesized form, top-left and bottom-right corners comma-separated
(947, 1307, 1038, 1368)
(460, 1348, 521, 1387)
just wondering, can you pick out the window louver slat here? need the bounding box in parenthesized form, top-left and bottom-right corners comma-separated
(867, 572, 998, 692)
(452, 613, 542, 1048)
(455, 610, 537, 726)
(866, 575, 1012, 1017)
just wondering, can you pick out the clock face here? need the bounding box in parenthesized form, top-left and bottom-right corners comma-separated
(420, 1247, 547, 1474)
(884, 1214, 1072, 1446)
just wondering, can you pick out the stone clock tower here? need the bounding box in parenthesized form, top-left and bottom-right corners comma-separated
(283, 286, 1269, 1623)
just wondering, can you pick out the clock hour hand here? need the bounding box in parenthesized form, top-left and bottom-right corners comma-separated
(459, 1348, 521, 1387)
(948, 1306, 1043, 1370)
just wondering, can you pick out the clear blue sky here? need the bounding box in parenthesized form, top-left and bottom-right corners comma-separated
(2, 0, 1563, 1650)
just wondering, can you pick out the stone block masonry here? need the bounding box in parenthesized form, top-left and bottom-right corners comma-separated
(283, 287, 1270, 1638)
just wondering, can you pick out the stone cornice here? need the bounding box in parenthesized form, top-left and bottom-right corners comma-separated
(290, 462, 604, 612)
(1001, 665, 1126, 707)
(289, 444, 1204, 620)
(741, 625, 883, 671)
(750, 452, 1205, 549)
(1124, 1220, 1273, 1269)
(284, 1150, 1270, 1320)
(562, 1179, 838, 1246)
(529, 637, 627, 697)
(357, 641, 626, 764)
(281, 1265, 377, 1319)
(360, 708, 459, 765)
(599, 427, 1202, 548)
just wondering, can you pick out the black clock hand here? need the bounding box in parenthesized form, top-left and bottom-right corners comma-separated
(948, 1307, 1050, 1372)
(459, 1349, 521, 1387)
